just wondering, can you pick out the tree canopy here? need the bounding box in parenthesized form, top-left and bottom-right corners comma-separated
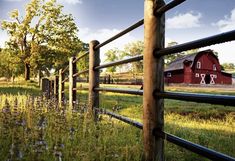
(221, 63, 235, 70)
(0, 48, 23, 80)
(104, 48, 120, 73)
(104, 41, 144, 75)
(122, 41, 143, 74)
(1, 0, 84, 80)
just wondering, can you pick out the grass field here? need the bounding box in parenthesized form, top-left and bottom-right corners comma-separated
(0, 81, 234, 160)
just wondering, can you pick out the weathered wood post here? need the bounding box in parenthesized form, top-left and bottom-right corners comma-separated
(88, 40, 100, 120)
(54, 76, 59, 100)
(50, 80, 54, 98)
(143, 0, 165, 161)
(108, 75, 111, 84)
(41, 78, 50, 99)
(69, 57, 77, 110)
(58, 69, 65, 108)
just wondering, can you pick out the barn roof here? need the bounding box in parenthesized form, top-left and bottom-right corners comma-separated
(165, 49, 213, 72)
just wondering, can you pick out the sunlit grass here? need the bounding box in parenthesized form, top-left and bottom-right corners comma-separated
(0, 82, 234, 160)
(165, 85, 235, 95)
(0, 81, 40, 96)
(165, 113, 235, 160)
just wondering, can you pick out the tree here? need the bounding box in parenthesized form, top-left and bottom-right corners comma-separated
(164, 41, 184, 64)
(104, 48, 121, 73)
(0, 48, 24, 81)
(1, 0, 83, 80)
(164, 41, 199, 64)
(76, 43, 89, 78)
(122, 41, 144, 74)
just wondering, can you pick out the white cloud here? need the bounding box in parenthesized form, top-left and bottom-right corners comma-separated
(78, 27, 138, 62)
(165, 37, 176, 47)
(213, 8, 235, 32)
(57, 0, 82, 4)
(202, 41, 235, 64)
(166, 11, 202, 29)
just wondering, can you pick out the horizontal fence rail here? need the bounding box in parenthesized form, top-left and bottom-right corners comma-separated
(73, 51, 89, 63)
(154, 130, 235, 161)
(73, 87, 89, 91)
(73, 69, 89, 77)
(155, 0, 186, 15)
(94, 87, 143, 95)
(94, 19, 144, 50)
(62, 77, 69, 83)
(62, 65, 69, 74)
(95, 108, 143, 129)
(155, 30, 235, 57)
(155, 91, 235, 106)
(94, 55, 143, 70)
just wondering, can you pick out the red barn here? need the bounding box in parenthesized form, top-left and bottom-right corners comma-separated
(164, 49, 232, 85)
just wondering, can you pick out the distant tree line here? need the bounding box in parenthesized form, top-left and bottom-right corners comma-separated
(221, 63, 235, 70)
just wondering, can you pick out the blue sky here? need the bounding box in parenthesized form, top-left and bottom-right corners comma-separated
(0, 0, 235, 63)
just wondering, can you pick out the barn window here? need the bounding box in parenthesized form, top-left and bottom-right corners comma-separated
(167, 72, 171, 77)
(197, 61, 201, 69)
(195, 73, 199, 77)
(213, 64, 217, 71)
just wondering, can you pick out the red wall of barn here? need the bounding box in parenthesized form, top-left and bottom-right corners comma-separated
(165, 70, 184, 83)
(184, 63, 192, 83)
(191, 52, 232, 84)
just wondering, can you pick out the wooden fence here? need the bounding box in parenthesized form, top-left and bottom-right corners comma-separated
(42, 0, 235, 160)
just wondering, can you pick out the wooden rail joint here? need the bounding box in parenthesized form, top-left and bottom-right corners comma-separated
(153, 48, 162, 58)
(153, 0, 165, 16)
(153, 128, 166, 139)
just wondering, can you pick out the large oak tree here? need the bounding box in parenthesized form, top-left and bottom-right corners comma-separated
(1, 0, 83, 80)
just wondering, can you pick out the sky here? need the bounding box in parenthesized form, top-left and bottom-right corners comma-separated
(0, 0, 235, 64)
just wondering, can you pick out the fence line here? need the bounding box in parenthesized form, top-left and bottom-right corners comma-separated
(43, 0, 235, 160)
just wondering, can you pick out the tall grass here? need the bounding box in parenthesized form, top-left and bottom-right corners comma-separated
(0, 94, 143, 161)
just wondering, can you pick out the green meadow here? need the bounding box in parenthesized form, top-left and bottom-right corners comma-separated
(0, 81, 234, 160)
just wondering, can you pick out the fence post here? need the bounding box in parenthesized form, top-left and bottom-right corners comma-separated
(143, 0, 165, 161)
(50, 80, 54, 98)
(54, 76, 59, 100)
(88, 40, 100, 120)
(58, 69, 65, 108)
(41, 78, 50, 99)
(69, 57, 77, 110)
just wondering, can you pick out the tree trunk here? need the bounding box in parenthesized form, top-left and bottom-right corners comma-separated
(24, 63, 30, 81)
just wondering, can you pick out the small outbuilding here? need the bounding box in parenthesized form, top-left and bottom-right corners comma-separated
(164, 49, 232, 85)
